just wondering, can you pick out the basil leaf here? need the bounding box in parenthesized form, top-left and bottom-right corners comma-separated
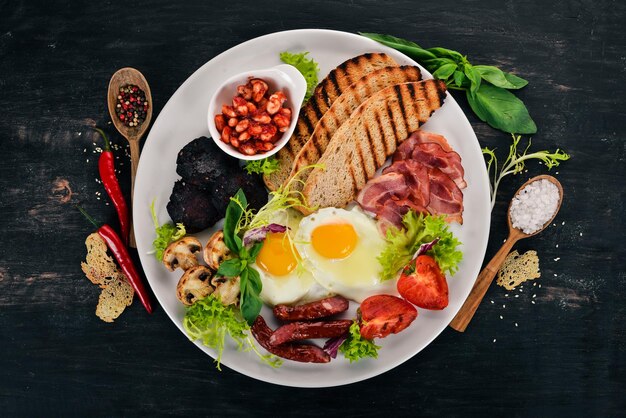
(503, 72, 529, 89)
(239, 268, 262, 326)
(427, 47, 464, 62)
(464, 65, 482, 96)
(247, 267, 263, 295)
(359, 32, 437, 63)
(217, 258, 242, 277)
(466, 83, 537, 134)
(432, 63, 457, 81)
(248, 242, 264, 263)
(453, 70, 468, 88)
(223, 189, 246, 253)
(474, 65, 528, 90)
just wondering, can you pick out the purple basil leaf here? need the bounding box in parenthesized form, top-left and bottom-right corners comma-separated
(323, 333, 348, 359)
(242, 223, 287, 246)
(412, 237, 440, 260)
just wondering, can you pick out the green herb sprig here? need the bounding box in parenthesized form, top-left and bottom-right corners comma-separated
(339, 321, 380, 362)
(483, 134, 570, 209)
(150, 199, 186, 261)
(216, 189, 264, 326)
(360, 33, 536, 134)
(183, 294, 282, 370)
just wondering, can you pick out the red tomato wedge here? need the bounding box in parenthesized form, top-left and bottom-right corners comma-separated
(397, 255, 449, 310)
(359, 295, 418, 340)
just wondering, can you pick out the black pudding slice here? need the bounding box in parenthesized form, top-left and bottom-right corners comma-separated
(176, 137, 236, 186)
(167, 180, 219, 233)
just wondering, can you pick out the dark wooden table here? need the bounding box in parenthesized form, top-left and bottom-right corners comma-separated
(1, 0, 624, 416)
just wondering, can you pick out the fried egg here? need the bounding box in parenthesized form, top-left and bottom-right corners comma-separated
(294, 207, 395, 302)
(251, 210, 316, 306)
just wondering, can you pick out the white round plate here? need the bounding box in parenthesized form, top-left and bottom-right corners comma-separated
(134, 29, 491, 388)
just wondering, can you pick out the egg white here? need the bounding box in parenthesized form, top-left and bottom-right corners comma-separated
(251, 209, 317, 306)
(294, 207, 396, 302)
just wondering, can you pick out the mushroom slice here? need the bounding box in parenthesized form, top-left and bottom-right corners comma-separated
(211, 275, 241, 306)
(176, 265, 214, 306)
(204, 230, 232, 271)
(163, 236, 202, 271)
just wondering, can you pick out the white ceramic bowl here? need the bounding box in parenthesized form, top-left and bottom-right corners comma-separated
(207, 64, 307, 161)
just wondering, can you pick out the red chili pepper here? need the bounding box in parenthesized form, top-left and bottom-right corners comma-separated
(94, 128, 130, 245)
(78, 206, 153, 314)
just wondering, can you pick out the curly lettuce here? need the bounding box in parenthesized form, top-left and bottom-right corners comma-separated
(280, 51, 319, 101)
(183, 295, 282, 370)
(150, 199, 186, 261)
(339, 321, 380, 362)
(244, 157, 280, 175)
(378, 211, 463, 280)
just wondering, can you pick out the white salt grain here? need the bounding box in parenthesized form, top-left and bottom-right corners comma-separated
(510, 179, 560, 234)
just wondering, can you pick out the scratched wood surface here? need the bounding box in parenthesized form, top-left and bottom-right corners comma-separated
(0, 0, 624, 416)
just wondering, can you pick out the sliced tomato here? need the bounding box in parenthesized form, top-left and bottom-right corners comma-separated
(397, 255, 449, 310)
(359, 295, 418, 340)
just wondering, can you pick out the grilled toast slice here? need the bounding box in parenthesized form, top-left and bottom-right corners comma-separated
(301, 79, 447, 213)
(289, 65, 423, 184)
(263, 53, 397, 190)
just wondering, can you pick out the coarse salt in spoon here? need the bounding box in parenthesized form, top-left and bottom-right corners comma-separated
(107, 67, 153, 248)
(449, 175, 563, 332)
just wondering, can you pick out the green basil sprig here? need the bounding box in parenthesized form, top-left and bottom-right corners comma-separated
(217, 189, 264, 326)
(360, 33, 537, 134)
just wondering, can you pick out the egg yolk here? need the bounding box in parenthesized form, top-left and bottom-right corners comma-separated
(311, 222, 358, 259)
(256, 232, 299, 276)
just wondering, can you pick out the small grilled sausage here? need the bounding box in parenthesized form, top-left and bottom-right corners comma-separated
(273, 296, 350, 321)
(251, 316, 331, 363)
(269, 320, 353, 346)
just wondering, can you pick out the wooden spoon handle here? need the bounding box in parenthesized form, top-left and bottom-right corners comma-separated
(449, 234, 520, 332)
(128, 140, 140, 248)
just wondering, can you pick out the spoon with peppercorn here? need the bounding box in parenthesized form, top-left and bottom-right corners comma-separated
(107, 67, 153, 248)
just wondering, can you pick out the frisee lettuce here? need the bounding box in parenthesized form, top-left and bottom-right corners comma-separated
(280, 51, 319, 101)
(483, 134, 570, 209)
(183, 294, 282, 370)
(150, 199, 186, 261)
(339, 321, 380, 362)
(244, 157, 280, 175)
(378, 211, 463, 281)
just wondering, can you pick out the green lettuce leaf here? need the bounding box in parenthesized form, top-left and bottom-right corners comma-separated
(339, 321, 380, 363)
(183, 295, 282, 370)
(378, 211, 463, 280)
(280, 51, 319, 101)
(150, 200, 186, 261)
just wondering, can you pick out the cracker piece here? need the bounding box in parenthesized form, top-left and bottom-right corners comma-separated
(96, 276, 134, 323)
(81, 233, 134, 322)
(496, 250, 541, 290)
(81, 233, 122, 288)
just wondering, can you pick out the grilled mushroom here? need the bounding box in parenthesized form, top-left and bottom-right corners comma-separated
(203, 230, 231, 270)
(176, 265, 214, 306)
(163, 237, 202, 271)
(211, 275, 241, 306)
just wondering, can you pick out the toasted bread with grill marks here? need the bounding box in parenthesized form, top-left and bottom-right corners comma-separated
(289, 66, 422, 188)
(263, 53, 397, 191)
(301, 79, 447, 213)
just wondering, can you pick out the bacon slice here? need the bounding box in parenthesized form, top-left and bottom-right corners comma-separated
(357, 130, 465, 229)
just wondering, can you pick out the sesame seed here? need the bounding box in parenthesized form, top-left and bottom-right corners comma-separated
(500, 315, 503, 320)
(556, 244, 559, 248)
(539, 284, 542, 288)
(503, 304, 506, 308)
(515, 295, 519, 298)
(562, 221, 565, 225)
(515, 323, 518, 327)
(532, 300, 536, 304)
(505, 294, 508, 297)
(554, 257, 560, 261)
(491, 300, 494, 304)
(554, 273, 558, 277)
(580, 232, 583, 237)
(493, 339, 497, 343)
(533, 294, 537, 298)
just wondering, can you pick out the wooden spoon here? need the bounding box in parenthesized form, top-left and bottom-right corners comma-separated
(449, 175, 563, 332)
(107, 67, 153, 248)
